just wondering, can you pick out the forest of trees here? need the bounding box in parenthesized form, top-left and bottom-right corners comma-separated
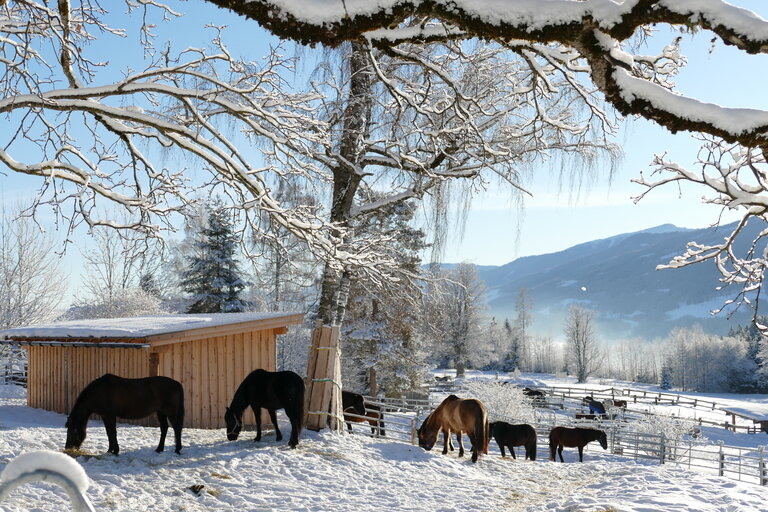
(3, 1, 768, 397)
(3, 197, 768, 396)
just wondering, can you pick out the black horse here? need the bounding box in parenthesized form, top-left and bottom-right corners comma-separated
(489, 421, 537, 460)
(549, 426, 607, 462)
(224, 369, 304, 448)
(65, 373, 184, 455)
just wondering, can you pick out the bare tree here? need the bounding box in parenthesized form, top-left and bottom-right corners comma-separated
(66, 226, 165, 319)
(208, 0, 768, 326)
(0, 207, 67, 328)
(564, 305, 602, 383)
(432, 262, 489, 377)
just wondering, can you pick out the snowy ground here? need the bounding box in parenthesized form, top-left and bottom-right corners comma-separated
(2, 376, 768, 511)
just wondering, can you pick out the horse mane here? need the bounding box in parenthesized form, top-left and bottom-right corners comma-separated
(228, 379, 251, 417)
(69, 374, 115, 423)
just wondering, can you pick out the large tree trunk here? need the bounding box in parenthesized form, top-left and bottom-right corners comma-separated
(317, 42, 374, 325)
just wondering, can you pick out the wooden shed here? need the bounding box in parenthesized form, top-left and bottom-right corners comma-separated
(0, 312, 304, 429)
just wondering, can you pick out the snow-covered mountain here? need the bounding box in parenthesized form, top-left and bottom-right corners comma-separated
(471, 221, 764, 341)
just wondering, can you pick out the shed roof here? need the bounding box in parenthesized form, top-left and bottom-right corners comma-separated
(0, 312, 304, 344)
(721, 405, 768, 422)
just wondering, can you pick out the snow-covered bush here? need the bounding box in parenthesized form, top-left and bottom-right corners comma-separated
(461, 380, 536, 424)
(62, 288, 166, 320)
(628, 413, 702, 444)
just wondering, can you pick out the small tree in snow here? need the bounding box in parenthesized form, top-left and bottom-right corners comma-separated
(181, 201, 250, 314)
(564, 305, 602, 383)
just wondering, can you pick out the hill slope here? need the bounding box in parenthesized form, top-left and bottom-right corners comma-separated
(472, 221, 763, 340)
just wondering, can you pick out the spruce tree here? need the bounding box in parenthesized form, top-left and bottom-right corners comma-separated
(181, 201, 249, 313)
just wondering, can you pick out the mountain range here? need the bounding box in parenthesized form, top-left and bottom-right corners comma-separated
(464, 221, 764, 341)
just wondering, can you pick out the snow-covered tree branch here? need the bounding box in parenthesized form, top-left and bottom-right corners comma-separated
(206, 0, 768, 323)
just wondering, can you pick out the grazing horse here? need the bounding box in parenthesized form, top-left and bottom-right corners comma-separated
(489, 421, 537, 460)
(549, 426, 607, 462)
(344, 403, 386, 436)
(224, 369, 304, 448)
(417, 395, 489, 463)
(65, 374, 184, 455)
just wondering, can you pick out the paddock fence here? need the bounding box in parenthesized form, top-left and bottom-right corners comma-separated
(340, 384, 768, 486)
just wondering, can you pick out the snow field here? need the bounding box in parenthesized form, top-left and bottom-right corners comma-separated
(2, 381, 768, 511)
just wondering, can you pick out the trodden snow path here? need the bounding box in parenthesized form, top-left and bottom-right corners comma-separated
(1, 385, 768, 511)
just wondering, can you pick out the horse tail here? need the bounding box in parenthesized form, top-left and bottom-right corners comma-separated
(475, 404, 489, 456)
(295, 376, 305, 432)
(528, 425, 537, 461)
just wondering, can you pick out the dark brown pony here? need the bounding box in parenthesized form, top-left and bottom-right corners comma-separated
(549, 426, 607, 462)
(489, 421, 537, 460)
(224, 369, 304, 448)
(342, 390, 366, 416)
(417, 395, 489, 463)
(344, 403, 386, 436)
(65, 374, 184, 455)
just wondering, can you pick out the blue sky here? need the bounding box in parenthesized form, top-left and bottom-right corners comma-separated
(2, 1, 768, 303)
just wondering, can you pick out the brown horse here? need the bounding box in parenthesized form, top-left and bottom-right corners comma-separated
(549, 426, 607, 462)
(489, 421, 537, 460)
(344, 403, 386, 436)
(417, 395, 489, 463)
(65, 373, 184, 455)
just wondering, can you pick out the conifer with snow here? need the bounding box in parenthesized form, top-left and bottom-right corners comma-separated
(181, 201, 249, 314)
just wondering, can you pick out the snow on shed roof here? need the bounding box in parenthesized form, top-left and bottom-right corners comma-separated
(0, 312, 304, 340)
(721, 405, 768, 422)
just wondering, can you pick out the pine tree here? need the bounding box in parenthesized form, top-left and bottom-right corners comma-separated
(181, 201, 249, 313)
(660, 364, 673, 391)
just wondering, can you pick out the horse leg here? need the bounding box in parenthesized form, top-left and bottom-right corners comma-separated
(557, 444, 564, 462)
(155, 412, 168, 453)
(171, 410, 184, 454)
(254, 406, 262, 442)
(103, 416, 119, 455)
(578, 446, 584, 462)
(509, 445, 516, 460)
(268, 409, 283, 441)
(498, 442, 506, 458)
(456, 432, 465, 458)
(442, 430, 451, 455)
(287, 407, 301, 449)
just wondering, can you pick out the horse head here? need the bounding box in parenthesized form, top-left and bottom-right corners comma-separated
(64, 416, 86, 450)
(598, 430, 608, 450)
(417, 416, 438, 451)
(224, 407, 242, 441)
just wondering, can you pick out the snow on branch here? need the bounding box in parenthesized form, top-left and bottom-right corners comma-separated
(207, 0, 768, 147)
(633, 137, 768, 323)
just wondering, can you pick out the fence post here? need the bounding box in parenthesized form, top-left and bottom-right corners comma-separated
(410, 417, 416, 445)
(760, 446, 766, 486)
(660, 433, 666, 465)
(718, 441, 725, 477)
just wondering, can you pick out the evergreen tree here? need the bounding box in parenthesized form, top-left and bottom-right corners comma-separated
(181, 201, 249, 313)
(501, 318, 519, 372)
(660, 366, 672, 390)
(341, 194, 430, 396)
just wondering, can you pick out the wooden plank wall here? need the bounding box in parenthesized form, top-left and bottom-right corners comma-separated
(155, 328, 276, 429)
(26, 345, 150, 423)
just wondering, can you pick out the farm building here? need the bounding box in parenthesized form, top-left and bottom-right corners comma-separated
(0, 312, 304, 429)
